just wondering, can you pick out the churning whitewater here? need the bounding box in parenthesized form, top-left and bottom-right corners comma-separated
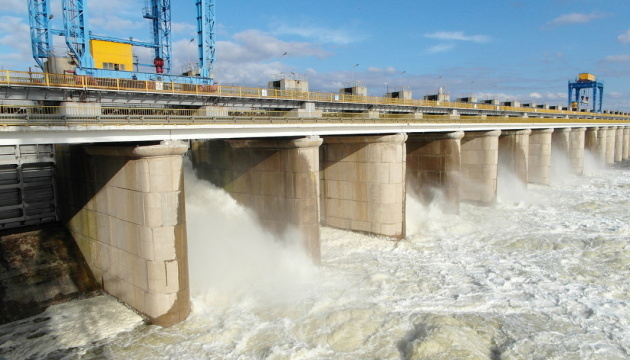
(0, 159, 629, 359)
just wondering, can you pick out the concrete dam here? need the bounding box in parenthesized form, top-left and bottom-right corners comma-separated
(1, 73, 630, 327)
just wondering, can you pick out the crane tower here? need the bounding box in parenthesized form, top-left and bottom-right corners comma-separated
(27, 0, 216, 84)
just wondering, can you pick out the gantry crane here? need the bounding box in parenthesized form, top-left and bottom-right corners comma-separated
(568, 73, 604, 113)
(27, 0, 215, 84)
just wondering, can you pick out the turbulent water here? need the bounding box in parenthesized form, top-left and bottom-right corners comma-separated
(1, 159, 629, 360)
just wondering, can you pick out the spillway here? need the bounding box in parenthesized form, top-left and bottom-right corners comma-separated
(0, 161, 628, 359)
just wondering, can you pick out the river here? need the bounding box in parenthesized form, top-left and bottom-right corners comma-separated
(1, 157, 628, 359)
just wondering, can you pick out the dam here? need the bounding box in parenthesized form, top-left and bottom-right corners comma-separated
(0, 71, 629, 328)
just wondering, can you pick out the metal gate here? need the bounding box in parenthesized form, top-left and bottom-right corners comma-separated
(0, 145, 58, 229)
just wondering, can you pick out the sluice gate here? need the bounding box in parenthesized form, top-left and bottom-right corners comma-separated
(0, 144, 58, 229)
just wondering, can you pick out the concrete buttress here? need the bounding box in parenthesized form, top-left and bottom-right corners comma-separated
(615, 127, 623, 162)
(585, 127, 599, 157)
(56, 141, 191, 327)
(499, 129, 531, 186)
(623, 127, 630, 161)
(528, 129, 553, 185)
(460, 130, 501, 205)
(569, 128, 586, 175)
(406, 131, 464, 214)
(320, 134, 408, 240)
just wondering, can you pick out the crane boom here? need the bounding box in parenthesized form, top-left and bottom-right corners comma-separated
(144, 0, 172, 74)
(197, 0, 215, 78)
(62, 0, 94, 68)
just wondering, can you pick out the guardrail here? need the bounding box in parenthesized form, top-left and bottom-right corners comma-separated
(0, 106, 627, 127)
(3, 70, 630, 120)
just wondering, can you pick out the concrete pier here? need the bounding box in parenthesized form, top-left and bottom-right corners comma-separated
(56, 141, 190, 327)
(460, 130, 501, 205)
(320, 134, 407, 239)
(605, 127, 616, 165)
(585, 127, 599, 156)
(569, 128, 586, 175)
(623, 127, 630, 161)
(615, 127, 623, 162)
(596, 127, 608, 162)
(191, 136, 323, 262)
(528, 129, 553, 185)
(498, 129, 531, 185)
(406, 131, 464, 214)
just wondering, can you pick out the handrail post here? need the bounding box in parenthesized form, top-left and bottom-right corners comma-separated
(45, 73, 50, 87)
(116, 78, 120, 91)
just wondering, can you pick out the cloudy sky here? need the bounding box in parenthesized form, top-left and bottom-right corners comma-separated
(2, 0, 630, 110)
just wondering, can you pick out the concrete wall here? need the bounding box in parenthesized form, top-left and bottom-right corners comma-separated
(605, 127, 616, 165)
(596, 127, 608, 162)
(623, 127, 630, 161)
(585, 127, 599, 156)
(569, 128, 586, 175)
(551, 128, 571, 159)
(320, 134, 407, 239)
(190, 137, 323, 262)
(460, 130, 500, 205)
(615, 127, 624, 163)
(528, 129, 553, 185)
(499, 129, 531, 185)
(56, 141, 190, 327)
(406, 132, 463, 214)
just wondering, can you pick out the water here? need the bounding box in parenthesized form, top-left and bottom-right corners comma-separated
(1, 161, 629, 359)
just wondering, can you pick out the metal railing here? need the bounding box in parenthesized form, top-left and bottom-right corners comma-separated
(2, 70, 630, 120)
(0, 105, 628, 127)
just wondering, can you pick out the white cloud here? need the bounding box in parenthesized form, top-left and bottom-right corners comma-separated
(424, 31, 491, 43)
(169, 29, 330, 84)
(427, 44, 455, 54)
(618, 29, 630, 44)
(529, 92, 543, 99)
(273, 24, 364, 45)
(228, 30, 330, 61)
(601, 54, 630, 63)
(90, 16, 145, 33)
(547, 12, 607, 26)
(0, 16, 33, 70)
(366, 66, 400, 74)
(3, 0, 26, 13)
(172, 22, 197, 35)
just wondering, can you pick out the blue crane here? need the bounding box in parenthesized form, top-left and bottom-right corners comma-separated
(568, 73, 604, 113)
(27, 0, 216, 84)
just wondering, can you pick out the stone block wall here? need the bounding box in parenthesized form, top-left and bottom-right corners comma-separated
(56, 141, 190, 326)
(320, 134, 407, 239)
(460, 130, 500, 205)
(528, 129, 553, 185)
(569, 128, 586, 175)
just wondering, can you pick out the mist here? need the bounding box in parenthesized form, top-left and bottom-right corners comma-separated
(183, 160, 317, 303)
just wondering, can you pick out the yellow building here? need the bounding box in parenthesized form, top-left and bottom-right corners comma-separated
(90, 40, 133, 71)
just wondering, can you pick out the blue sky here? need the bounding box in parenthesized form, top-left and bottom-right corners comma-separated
(2, 0, 630, 110)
